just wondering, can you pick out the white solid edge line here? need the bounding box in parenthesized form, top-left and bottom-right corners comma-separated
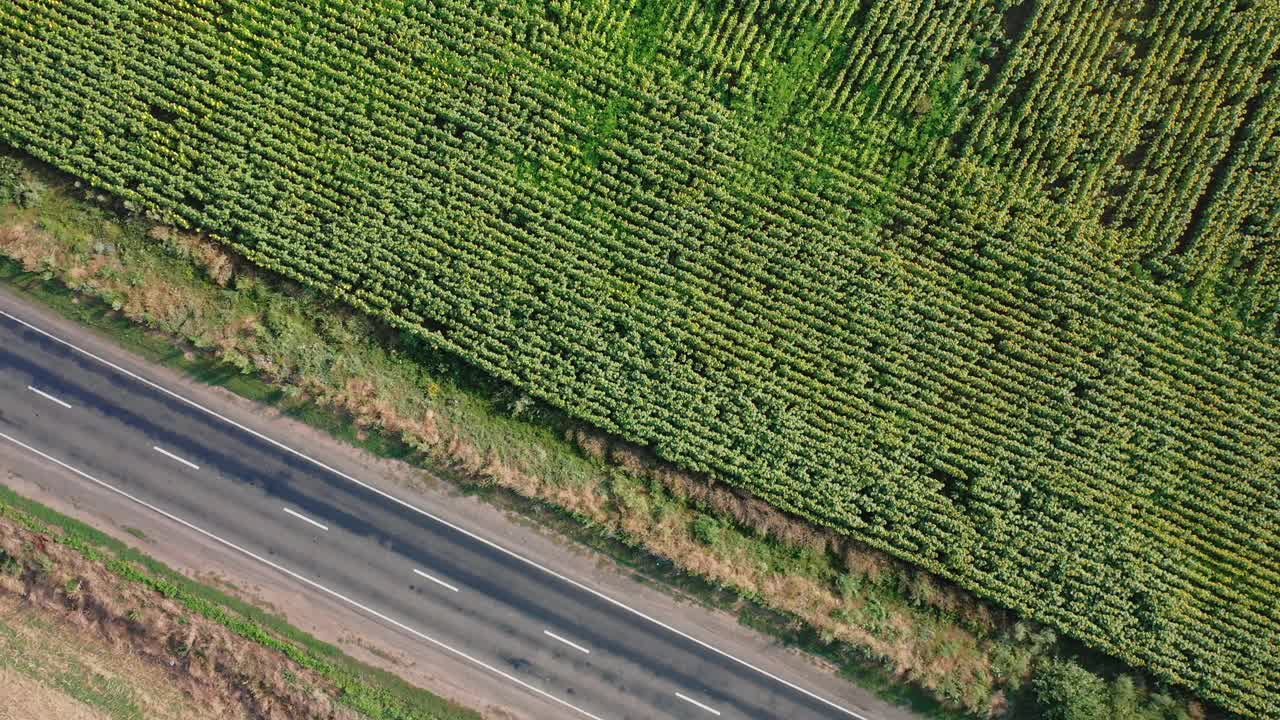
(412, 568, 460, 593)
(0, 307, 869, 720)
(543, 629, 590, 655)
(282, 507, 329, 531)
(27, 385, 73, 409)
(153, 445, 200, 470)
(675, 692, 722, 716)
(0, 430, 608, 720)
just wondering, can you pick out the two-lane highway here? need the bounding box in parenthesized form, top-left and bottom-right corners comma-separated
(0, 302, 887, 720)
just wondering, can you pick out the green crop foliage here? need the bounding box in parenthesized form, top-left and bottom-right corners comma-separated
(0, 0, 1277, 717)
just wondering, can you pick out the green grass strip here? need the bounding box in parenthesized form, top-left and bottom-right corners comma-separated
(0, 483, 480, 720)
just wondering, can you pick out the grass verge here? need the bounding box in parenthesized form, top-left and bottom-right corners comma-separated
(0, 482, 480, 720)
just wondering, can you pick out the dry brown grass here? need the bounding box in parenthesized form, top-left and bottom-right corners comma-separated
(149, 227, 235, 286)
(0, 515, 363, 720)
(0, 594, 237, 720)
(0, 668, 112, 720)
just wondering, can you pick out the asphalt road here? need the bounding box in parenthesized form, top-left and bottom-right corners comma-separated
(0, 302, 878, 720)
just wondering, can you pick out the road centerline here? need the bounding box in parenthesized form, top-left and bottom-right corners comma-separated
(152, 445, 200, 470)
(282, 507, 329, 531)
(675, 692, 721, 716)
(543, 629, 591, 655)
(411, 567, 460, 592)
(27, 385, 73, 409)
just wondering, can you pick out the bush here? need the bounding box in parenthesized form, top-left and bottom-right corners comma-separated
(1033, 658, 1109, 720)
(1034, 660, 1193, 720)
(0, 155, 20, 204)
(691, 514, 724, 547)
(0, 155, 46, 209)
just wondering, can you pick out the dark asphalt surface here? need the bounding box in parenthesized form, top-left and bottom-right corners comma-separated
(0, 306, 863, 720)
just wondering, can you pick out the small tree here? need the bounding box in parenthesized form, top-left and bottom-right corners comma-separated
(1033, 658, 1109, 720)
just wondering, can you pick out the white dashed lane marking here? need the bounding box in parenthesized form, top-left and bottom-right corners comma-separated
(153, 445, 199, 470)
(282, 506, 329, 531)
(544, 629, 591, 655)
(413, 568, 460, 592)
(675, 692, 721, 716)
(28, 385, 72, 409)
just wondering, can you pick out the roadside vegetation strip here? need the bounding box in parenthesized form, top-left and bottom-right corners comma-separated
(0, 153, 1210, 720)
(0, 481, 482, 720)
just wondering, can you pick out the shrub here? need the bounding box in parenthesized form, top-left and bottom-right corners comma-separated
(691, 514, 724, 547)
(1033, 658, 1108, 720)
